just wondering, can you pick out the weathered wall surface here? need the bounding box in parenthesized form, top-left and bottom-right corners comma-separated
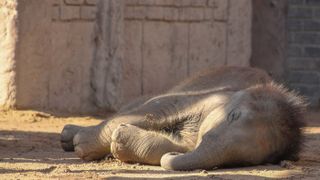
(124, 0, 252, 101)
(1, 0, 252, 113)
(0, 1, 17, 109)
(91, 0, 124, 110)
(15, 0, 98, 113)
(287, 0, 320, 107)
(95, 0, 252, 110)
(251, 0, 287, 82)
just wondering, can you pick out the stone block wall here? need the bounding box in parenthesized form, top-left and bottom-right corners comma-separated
(287, 0, 320, 107)
(12, 0, 98, 113)
(121, 0, 251, 101)
(0, 0, 252, 113)
(52, 0, 97, 22)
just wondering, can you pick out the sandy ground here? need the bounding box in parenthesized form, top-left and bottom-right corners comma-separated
(0, 110, 319, 179)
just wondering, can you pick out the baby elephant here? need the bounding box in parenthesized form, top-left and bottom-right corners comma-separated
(61, 66, 306, 170)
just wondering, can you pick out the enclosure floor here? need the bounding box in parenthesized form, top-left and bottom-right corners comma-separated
(0, 110, 319, 179)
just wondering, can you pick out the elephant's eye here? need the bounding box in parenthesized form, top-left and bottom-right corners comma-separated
(227, 109, 241, 123)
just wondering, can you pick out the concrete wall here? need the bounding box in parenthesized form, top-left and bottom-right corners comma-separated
(251, 0, 287, 82)
(0, 0, 252, 113)
(287, 0, 320, 107)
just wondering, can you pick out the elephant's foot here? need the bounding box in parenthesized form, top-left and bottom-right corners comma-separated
(111, 124, 187, 165)
(61, 124, 84, 151)
(73, 125, 112, 161)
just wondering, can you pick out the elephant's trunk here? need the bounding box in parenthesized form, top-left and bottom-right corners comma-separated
(160, 139, 224, 170)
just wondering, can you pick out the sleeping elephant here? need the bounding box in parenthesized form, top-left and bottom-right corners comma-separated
(60, 66, 306, 170)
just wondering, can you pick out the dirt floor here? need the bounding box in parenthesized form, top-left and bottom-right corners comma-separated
(0, 110, 319, 179)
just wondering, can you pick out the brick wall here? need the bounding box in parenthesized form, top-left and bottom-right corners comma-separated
(287, 0, 320, 107)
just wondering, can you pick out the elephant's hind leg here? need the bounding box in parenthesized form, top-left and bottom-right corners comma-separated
(111, 124, 187, 165)
(61, 124, 84, 151)
(73, 124, 113, 161)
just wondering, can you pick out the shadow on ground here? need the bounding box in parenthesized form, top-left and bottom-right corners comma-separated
(0, 130, 84, 163)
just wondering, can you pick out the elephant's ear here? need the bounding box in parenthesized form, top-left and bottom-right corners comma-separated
(271, 82, 307, 161)
(249, 82, 308, 162)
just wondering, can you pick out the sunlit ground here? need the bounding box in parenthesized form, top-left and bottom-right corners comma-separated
(0, 110, 319, 179)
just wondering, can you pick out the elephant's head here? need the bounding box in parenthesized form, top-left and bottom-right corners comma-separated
(161, 83, 306, 170)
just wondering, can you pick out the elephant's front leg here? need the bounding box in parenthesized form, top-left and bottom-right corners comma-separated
(111, 124, 188, 165)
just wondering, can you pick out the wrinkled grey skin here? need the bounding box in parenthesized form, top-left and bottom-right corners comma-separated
(61, 66, 306, 170)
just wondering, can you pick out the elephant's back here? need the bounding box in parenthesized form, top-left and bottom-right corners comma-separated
(169, 66, 272, 93)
